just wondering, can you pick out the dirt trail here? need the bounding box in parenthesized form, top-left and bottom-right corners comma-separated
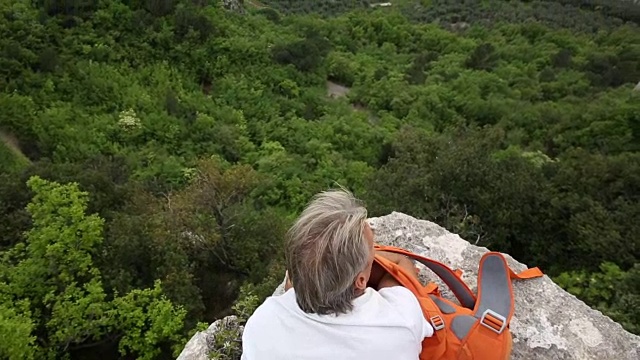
(246, 0, 267, 9)
(0, 130, 31, 165)
(325, 80, 379, 124)
(326, 80, 351, 98)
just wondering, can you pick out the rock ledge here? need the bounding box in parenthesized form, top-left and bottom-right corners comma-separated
(177, 212, 640, 360)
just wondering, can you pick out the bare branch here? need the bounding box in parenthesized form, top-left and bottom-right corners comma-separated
(162, 192, 172, 212)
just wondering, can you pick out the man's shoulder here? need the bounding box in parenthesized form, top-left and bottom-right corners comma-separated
(373, 286, 433, 340)
(241, 292, 301, 359)
(376, 285, 419, 304)
(245, 290, 296, 325)
(353, 286, 422, 322)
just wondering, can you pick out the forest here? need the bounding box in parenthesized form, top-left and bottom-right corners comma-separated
(0, 0, 639, 359)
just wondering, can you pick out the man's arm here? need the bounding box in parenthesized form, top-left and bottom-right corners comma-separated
(375, 252, 434, 341)
(375, 251, 420, 290)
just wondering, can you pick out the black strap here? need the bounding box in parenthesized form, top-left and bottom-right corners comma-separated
(377, 246, 477, 309)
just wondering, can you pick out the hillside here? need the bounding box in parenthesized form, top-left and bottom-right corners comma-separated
(0, 0, 639, 359)
(259, 0, 640, 31)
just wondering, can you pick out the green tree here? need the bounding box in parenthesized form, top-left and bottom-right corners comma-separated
(102, 157, 288, 324)
(0, 176, 187, 358)
(555, 263, 640, 334)
(365, 126, 553, 266)
(0, 292, 37, 359)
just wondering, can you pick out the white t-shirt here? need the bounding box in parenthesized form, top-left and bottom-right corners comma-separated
(241, 286, 433, 360)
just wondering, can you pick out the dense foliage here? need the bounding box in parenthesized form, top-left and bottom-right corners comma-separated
(1, 0, 639, 358)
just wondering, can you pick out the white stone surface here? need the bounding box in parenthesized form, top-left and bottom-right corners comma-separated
(178, 212, 640, 360)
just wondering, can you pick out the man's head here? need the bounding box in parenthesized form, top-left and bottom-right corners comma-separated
(285, 188, 375, 315)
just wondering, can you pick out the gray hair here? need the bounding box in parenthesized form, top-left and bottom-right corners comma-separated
(285, 188, 370, 315)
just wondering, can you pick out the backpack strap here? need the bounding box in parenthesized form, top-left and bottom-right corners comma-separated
(445, 252, 544, 344)
(509, 266, 544, 280)
(375, 245, 477, 309)
(472, 252, 543, 335)
(374, 254, 448, 359)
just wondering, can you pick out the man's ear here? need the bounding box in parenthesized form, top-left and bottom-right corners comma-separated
(354, 271, 367, 291)
(284, 270, 293, 291)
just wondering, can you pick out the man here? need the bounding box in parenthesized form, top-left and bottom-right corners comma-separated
(241, 188, 433, 360)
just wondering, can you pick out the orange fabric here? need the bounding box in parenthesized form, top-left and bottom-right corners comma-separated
(423, 282, 439, 295)
(375, 244, 477, 307)
(510, 267, 544, 280)
(373, 246, 544, 360)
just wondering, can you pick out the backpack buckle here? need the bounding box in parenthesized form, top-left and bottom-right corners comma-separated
(480, 309, 507, 334)
(430, 315, 445, 331)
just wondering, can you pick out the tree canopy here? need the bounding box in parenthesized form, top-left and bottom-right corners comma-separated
(1, 0, 639, 358)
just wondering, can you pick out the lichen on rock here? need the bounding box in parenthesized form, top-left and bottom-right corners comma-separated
(176, 212, 640, 360)
(177, 316, 242, 360)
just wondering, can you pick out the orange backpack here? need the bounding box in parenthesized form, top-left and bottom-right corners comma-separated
(373, 245, 543, 360)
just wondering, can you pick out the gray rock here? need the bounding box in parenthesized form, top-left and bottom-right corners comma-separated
(635, 81, 640, 91)
(177, 316, 241, 360)
(177, 212, 640, 360)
